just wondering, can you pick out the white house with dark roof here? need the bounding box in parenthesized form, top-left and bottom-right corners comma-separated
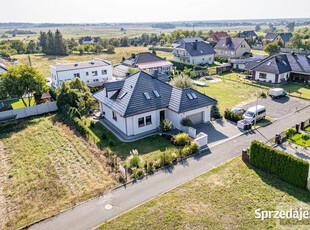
(50, 58, 112, 88)
(245, 53, 310, 83)
(214, 37, 251, 58)
(93, 71, 217, 138)
(172, 37, 216, 65)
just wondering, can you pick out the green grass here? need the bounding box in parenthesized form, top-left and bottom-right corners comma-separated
(195, 76, 268, 113)
(4, 97, 35, 109)
(288, 133, 310, 147)
(306, 126, 310, 132)
(98, 158, 310, 230)
(282, 83, 310, 100)
(0, 115, 118, 229)
(87, 121, 177, 161)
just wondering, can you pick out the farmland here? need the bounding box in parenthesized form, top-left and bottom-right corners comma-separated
(0, 115, 118, 229)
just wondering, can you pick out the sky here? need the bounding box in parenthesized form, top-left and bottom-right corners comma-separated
(0, 0, 309, 23)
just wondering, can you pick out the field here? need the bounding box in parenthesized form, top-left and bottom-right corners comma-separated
(0, 115, 118, 229)
(87, 121, 177, 161)
(9, 46, 172, 76)
(98, 158, 310, 230)
(283, 83, 310, 99)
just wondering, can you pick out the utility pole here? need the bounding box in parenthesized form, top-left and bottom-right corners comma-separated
(254, 91, 259, 128)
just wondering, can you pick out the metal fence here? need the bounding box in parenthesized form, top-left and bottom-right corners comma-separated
(0, 101, 58, 120)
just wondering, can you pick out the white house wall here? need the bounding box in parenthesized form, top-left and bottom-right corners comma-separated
(101, 103, 127, 134)
(190, 54, 214, 65)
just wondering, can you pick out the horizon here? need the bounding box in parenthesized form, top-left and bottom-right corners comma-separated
(0, 0, 309, 24)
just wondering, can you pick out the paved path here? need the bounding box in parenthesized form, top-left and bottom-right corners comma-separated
(29, 106, 310, 230)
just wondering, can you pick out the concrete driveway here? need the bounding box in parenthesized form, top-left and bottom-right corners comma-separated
(194, 119, 242, 146)
(242, 96, 308, 119)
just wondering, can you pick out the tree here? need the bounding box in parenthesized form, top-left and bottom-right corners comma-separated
(56, 78, 95, 115)
(120, 37, 129, 47)
(94, 44, 103, 54)
(54, 29, 68, 55)
(109, 38, 120, 47)
(152, 49, 156, 55)
(26, 40, 37, 54)
(10, 40, 26, 54)
(286, 22, 295, 32)
(77, 45, 84, 55)
(46, 30, 55, 55)
(288, 33, 304, 49)
(38, 31, 48, 53)
(255, 25, 261, 32)
(264, 43, 281, 55)
(107, 45, 115, 54)
(211, 104, 221, 119)
(0, 66, 47, 107)
(68, 38, 78, 50)
(170, 75, 193, 89)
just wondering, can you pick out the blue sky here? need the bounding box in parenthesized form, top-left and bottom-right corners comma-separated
(1, 0, 309, 23)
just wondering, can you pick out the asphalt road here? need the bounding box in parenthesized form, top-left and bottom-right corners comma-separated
(29, 105, 310, 230)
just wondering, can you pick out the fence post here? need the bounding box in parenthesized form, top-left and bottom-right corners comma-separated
(301, 121, 305, 130)
(296, 123, 300, 133)
(242, 149, 249, 163)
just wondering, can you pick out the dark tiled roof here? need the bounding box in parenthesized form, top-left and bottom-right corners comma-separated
(264, 33, 278, 41)
(263, 33, 292, 43)
(239, 31, 257, 38)
(279, 33, 293, 42)
(83, 36, 92, 42)
(176, 41, 216, 56)
(214, 37, 249, 51)
(103, 80, 125, 92)
(93, 71, 217, 117)
(246, 53, 310, 74)
(157, 73, 170, 82)
(207, 32, 229, 42)
(134, 52, 166, 64)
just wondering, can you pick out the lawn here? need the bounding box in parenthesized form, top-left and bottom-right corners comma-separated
(282, 82, 310, 100)
(288, 133, 310, 147)
(195, 77, 267, 113)
(10, 46, 173, 76)
(87, 121, 177, 161)
(4, 97, 35, 109)
(98, 158, 310, 230)
(0, 115, 118, 229)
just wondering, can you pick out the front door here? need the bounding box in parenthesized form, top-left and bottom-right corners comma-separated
(160, 110, 165, 122)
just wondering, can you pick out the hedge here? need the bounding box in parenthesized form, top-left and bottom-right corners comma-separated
(249, 140, 309, 189)
(224, 109, 243, 122)
(170, 60, 208, 71)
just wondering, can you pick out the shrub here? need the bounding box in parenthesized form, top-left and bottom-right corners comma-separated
(108, 138, 115, 146)
(101, 133, 107, 140)
(180, 118, 193, 127)
(159, 119, 172, 132)
(249, 140, 309, 189)
(170, 75, 193, 89)
(260, 91, 267, 98)
(301, 134, 310, 145)
(128, 155, 141, 169)
(146, 161, 155, 173)
(173, 133, 191, 146)
(159, 151, 173, 166)
(188, 142, 199, 154)
(211, 104, 221, 119)
(285, 128, 296, 138)
(224, 109, 243, 122)
(135, 169, 144, 178)
(170, 60, 207, 71)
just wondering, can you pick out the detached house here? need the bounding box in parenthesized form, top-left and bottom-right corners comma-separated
(214, 37, 251, 58)
(263, 33, 292, 48)
(82, 36, 101, 44)
(237, 31, 258, 42)
(93, 71, 217, 138)
(207, 32, 229, 43)
(245, 53, 310, 83)
(50, 58, 112, 88)
(172, 37, 216, 65)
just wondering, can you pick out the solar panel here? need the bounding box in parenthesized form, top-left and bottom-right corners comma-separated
(187, 93, 193, 100)
(191, 92, 198, 99)
(144, 92, 151, 100)
(153, 90, 160, 98)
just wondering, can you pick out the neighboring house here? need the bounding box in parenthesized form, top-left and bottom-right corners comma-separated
(172, 37, 216, 65)
(214, 37, 252, 58)
(93, 71, 217, 137)
(82, 36, 100, 44)
(263, 33, 293, 48)
(237, 31, 258, 41)
(0, 63, 8, 76)
(245, 53, 310, 83)
(229, 57, 263, 71)
(50, 58, 112, 88)
(207, 32, 229, 43)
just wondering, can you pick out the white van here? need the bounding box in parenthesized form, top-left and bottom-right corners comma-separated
(243, 105, 266, 124)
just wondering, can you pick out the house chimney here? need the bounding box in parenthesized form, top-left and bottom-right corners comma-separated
(193, 39, 198, 50)
(225, 37, 231, 46)
(131, 53, 136, 59)
(276, 56, 282, 62)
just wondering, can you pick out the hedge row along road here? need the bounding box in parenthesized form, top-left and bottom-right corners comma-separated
(30, 105, 310, 230)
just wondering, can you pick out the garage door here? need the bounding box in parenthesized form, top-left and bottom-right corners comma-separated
(187, 112, 203, 125)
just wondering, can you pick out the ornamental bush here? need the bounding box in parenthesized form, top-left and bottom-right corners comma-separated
(173, 133, 191, 146)
(249, 140, 309, 189)
(180, 117, 193, 127)
(224, 109, 243, 122)
(159, 119, 172, 132)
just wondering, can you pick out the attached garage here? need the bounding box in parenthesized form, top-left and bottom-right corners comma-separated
(187, 112, 203, 125)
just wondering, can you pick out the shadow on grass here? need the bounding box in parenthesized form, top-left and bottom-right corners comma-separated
(245, 163, 310, 202)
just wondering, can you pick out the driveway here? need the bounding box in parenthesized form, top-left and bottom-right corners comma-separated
(242, 96, 308, 119)
(194, 119, 242, 146)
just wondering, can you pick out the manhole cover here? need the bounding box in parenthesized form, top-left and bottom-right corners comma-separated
(105, 204, 113, 210)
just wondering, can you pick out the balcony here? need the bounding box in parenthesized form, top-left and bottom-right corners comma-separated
(173, 53, 190, 58)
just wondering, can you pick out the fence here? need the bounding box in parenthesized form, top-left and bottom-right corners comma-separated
(0, 101, 58, 120)
(180, 125, 196, 138)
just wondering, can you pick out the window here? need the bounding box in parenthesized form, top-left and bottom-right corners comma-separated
(146, 115, 152, 125)
(153, 90, 160, 98)
(93, 79, 99, 82)
(187, 93, 193, 100)
(74, 73, 80, 78)
(102, 69, 107, 75)
(259, 73, 267, 79)
(138, 117, 145, 127)
(112, 111, 117, 121)
(92, 71, 98, 76)
(86, 72, 89, 76)
(191, 92, 198, 99)
(143, 92, 151, 99)
(258, 110, 266, 115)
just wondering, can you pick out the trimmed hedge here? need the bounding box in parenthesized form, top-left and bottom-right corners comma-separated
(170, 60, 208, 71)
(224, 109, 243, 122)
(249, 140, 309, 189)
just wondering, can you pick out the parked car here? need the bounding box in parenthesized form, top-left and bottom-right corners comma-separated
(243, 105, 266, 124)
(0, 102, 13, 112)
(268, 88, 286, 98)
(231, 108, 246, 114)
